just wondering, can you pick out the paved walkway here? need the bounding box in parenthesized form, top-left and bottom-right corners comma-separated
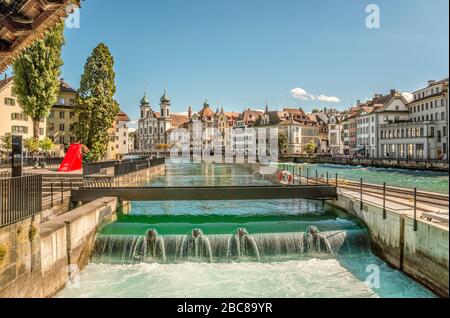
(339, 187, 449, 226)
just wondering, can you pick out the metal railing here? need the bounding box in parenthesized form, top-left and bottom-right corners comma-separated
(0, 157, 64, 169)
(0, 174, 42, 228)
(279, 163, 449, 229)
(83, 158, 166, 188)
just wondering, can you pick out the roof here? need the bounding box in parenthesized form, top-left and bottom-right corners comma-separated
(1, 0, 81, 71)
(0, 75, 13, 91)
(198, 100, 214, 120)
(283, 108, 306, 116)
(171, 114, 189, 127)
(117, 111, 130, 122)
(59, 79, 76, 94)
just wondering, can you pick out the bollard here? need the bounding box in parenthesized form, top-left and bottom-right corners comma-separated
(336, 173, 338, 188)
(50, 183, 54, 208)
(326, 172, 329, 185)
(414, 188, 418, 231)
(61, 181, 64, 203)
(306, 169, 309, 185)
(316, 170, 318, 184)
(383, 182, 386, 220)
(360, 178, 363, 211)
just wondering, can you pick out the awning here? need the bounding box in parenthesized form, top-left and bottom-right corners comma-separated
(352, 147, 365, 152)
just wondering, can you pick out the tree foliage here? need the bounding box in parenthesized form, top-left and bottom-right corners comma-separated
(12, 22, 65, 139)
(305, 142, 317, 155)
(278, 132, 289, 153)
(40, 137, 55, 154)
(1, 133, 12, 151)
(75, 43, 120, 161)
(24, 138, 40, 154)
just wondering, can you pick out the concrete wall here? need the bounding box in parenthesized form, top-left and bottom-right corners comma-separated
(330, 193, 449, 297)
(403, 216, 449, 297)
(0, 197, 118, 298)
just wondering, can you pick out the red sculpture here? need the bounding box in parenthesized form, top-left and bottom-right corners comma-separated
(58, 144, 87, 172)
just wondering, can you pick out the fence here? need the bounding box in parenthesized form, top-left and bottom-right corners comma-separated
(279, 164, 449, 230)
(0, 157, 64, 170)
(0, 174, 42, 228)
(83, 158, 165, 177)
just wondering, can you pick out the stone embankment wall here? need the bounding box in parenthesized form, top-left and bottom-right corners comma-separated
(285, 157, 449, 172)
(330, 194, 449, 297)
(0, 197, 118, 298)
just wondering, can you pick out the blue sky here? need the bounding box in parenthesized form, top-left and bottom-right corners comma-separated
(8, 0, 450, 120)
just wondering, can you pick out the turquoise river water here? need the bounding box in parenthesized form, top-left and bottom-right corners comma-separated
(57, 162, 438, 298)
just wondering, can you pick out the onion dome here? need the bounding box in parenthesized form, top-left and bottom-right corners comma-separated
(140, 93, 150, 106)
(160, 89, 170, 103)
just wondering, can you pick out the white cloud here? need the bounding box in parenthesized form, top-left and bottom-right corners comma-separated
(291, 88, 341, 103)
(402, 92, 414, 103)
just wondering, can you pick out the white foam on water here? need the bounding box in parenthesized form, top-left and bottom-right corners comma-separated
(58, 259, 380, 298)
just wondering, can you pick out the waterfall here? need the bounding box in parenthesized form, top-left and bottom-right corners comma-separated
(92, 228, 372, 264)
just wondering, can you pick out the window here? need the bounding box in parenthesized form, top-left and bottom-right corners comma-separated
(60, 124, 65, 131)
(4, 98, 15, 106)
(11, 113, 28, 121)
(384, 116, 389, 122)
(49, 111, 54, 119)
(60, 136, 65, 144)
(395, 105, 400, 110)
(59, 98, 65, 105)
(70, 112, 75, 119)
(69, 124, 75, 132)
(394, 116, 400, 122)
(59, 111, 65, 119)
(442, 99, 446, 107)
(70, 98, 75, 105)
(11, 126, 28, 134)
(39, 128, 44, 136)
(48, 123, 54, 131)
(430, 127, 435, 138)
(442, 112, 446, 121)
(70, 137, 76, 143)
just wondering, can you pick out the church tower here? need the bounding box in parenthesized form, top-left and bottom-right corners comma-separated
(140, 93, 151, 119)
(160, 89, 171, 119)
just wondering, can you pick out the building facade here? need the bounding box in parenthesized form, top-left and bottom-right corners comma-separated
(0, 76, 47, 149)
(137, 92, 172, 151)
(47, 80, 78, 155)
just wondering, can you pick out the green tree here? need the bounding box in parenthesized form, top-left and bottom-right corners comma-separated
(305, 142, 317, 156)
(1, 133, 12, 151)
(312, 108, 320, 113)
(75, 43, 119, 161)
(24, 138, 40, 154)
(12, 22, 65, 139)
(40, 137, 55, 155)
(278, 132, 289, 154)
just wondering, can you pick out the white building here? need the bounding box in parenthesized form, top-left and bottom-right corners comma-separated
(137, 91, 172, 151)
(409, 79, 448, 159)
(356, 90, 410, 158)
(378, 79, 449, 160)
(115, 111, 131, 157)
(328, 115, 343, 155)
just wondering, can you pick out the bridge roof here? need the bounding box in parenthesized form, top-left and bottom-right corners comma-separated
(0, 0, 80, 72)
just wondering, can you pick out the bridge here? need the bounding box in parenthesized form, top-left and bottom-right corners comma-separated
(70, 184, 338, 202)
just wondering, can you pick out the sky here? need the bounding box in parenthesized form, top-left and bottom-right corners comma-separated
(7, 0, 450, 122)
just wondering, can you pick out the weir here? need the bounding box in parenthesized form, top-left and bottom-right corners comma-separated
(92, 227, 372, 264)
